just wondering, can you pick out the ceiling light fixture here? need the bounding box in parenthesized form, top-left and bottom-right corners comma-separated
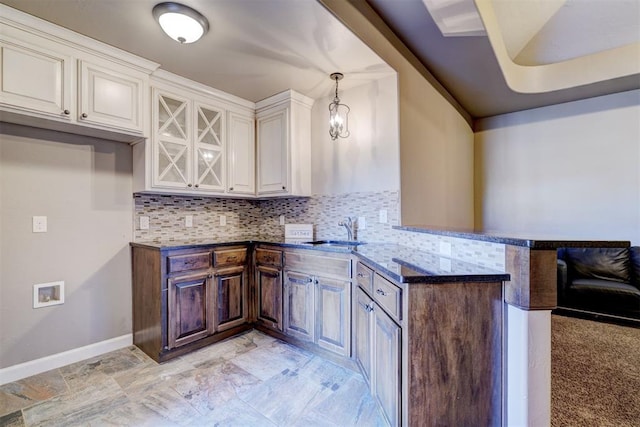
(153, 2, 209, 44)
(328, 73, 350, 140)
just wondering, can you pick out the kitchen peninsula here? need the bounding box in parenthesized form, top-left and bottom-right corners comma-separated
(131, 238, 509, 426)
(393, 225, 630, 427)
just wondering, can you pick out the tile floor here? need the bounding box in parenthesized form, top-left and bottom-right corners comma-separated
(0, 331, 384, 426)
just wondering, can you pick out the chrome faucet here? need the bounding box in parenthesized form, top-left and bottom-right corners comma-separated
(338, 217, 355, 241)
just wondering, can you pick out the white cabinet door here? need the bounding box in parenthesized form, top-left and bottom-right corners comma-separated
(227, 112, 255, 195)
(0, 37, 72, 119)
(256, 108, 288, 195)
(373, 304, 401, 427)
(194, 102, 225, 192)
(78, 60, 144, 134)
(153, 90, 192, 189)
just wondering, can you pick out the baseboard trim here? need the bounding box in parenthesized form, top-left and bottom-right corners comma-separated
(0, 334, 133, 385)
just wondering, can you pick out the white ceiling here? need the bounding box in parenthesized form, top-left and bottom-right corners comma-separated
(2, 0, 639, 118)
(0, 0, 395, 103)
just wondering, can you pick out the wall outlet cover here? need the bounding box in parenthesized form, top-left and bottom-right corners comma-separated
(139, 216, 150, 230)
(358, 216, 366, 230)
(32, 216, 47, 233)
(220, 215, 227, 226)
(185, 215, 193, 228)
(378, 209, 388, 224)
(279, 215, 286, 225)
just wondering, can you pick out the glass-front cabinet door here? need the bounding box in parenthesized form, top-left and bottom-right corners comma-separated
(153, 90, 192, 189)
(194, 103, 225, 192)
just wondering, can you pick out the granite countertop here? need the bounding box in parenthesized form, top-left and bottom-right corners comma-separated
(393, 225, 631, 249)
(131, 238, 510, 284)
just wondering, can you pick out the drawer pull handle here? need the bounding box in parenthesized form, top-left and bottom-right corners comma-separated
(81, 113, 88, 119)
(226, 256, 238, 261)
(376, 288, 388, 296)
(365, 304, 374, 312)
(357, 272, 367, 278)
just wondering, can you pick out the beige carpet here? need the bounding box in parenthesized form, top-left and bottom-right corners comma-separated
(551, 314, 640, 426)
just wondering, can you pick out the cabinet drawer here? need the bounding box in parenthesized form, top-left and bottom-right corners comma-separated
(256, 248, 283, 267)
(356, 262, 374, 294)
(373, 274, 402, 321)
(167, 252, 211, 273)
(285, 251, 351, 278)
(213, 247, 247, 267)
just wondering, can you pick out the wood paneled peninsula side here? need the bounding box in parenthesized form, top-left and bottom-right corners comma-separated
(392, 224, 630, 427)
(130, 238, 509, 426)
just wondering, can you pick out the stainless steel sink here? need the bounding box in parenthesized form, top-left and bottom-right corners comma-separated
(303, 240, 365, 246)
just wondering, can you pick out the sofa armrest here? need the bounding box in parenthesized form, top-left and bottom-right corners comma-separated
(557, 259, 568, 304)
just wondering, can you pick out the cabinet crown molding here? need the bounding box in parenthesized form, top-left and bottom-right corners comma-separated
(256, 89, 315, 113)
(151, 70, 256, 113)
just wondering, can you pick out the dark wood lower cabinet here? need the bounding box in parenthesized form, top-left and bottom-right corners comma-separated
(214, 266, 247, 332)
(355, 288, 373, 388)
(255, 265, 283, 331)
(373, 302, 401, 427)
(168, 272, 213, 349)
(283, 271, 315, 341)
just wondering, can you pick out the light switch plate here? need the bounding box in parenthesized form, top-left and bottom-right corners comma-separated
(220, 215, 227, 226)
(185, 215, 193, 228)
(32, 216, 47, 233)
(139, 216, 150, 230)
(279, 215, 286, 225)
(439, 241, 452, 256)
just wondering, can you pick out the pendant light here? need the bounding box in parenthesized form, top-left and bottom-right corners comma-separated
(328, 73, 350, 140)
(153, 2, 209, 44)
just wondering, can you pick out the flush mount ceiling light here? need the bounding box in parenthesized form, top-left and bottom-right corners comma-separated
(328, 73, 350, 141)
(153, 2, 209, 44)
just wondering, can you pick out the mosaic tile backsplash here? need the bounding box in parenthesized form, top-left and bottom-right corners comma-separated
(133, 191, 400, 243)
(133, 190, 505, 270)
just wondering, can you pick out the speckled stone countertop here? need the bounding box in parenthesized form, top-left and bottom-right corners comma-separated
(131, 237, 510, 284)
(394, 225, 630, 249)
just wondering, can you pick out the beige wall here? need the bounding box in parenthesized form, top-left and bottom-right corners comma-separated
(311, 74, 400, 195)
(320, 0, 475, 228)
(475, 89, 640, 245)
(0, 124, 133, 368)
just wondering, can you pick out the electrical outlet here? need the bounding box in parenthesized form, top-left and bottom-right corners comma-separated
(279, 215, 285, 225)
(32, 216, 47, 233)
(220, 215, 227, 226)
(439, 241, 452, 256)
(378, 209, 388, 224)
(185, 215, 193, 228)
(139, 216, 150, 230)
(358, 216, 366, 230)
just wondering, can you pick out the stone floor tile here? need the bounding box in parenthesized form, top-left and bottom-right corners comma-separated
(188, 397, 278, 427)
(304, 376, 386, 426)
(114, 358, 193, 395)
(22, 378, 127, 426)
(237, 366, 337, 426)
(0, 410, 26, 427)
(179, 335, 258, 369)
(231, 341, 313, 381)
(0, 369, 68, 416)
(171, 361, 261, 413)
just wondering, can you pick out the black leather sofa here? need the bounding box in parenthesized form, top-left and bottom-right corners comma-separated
(557, 247, 640, 320)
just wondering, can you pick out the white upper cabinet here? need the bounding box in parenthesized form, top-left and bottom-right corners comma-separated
(151, 89, 226, 192)
(0, 5, 158, 142)
(256, 90, 314, 197)
(134, 71, 255, 197)
(227, 111, 256, 195)
(0, 34, 72, 119)
(78, 60, 146, 135)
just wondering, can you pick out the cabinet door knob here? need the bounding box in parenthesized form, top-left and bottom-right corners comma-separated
(365, 304, 374, 312)
(81, 113, 88, 119)
(282, 186, 286, 190)
(63, 109, 70, 115)
(187, 183, 193, 187)
(307, 278, 313, 283)
(376, 288, 388, 296)
(194, 184, 199, 188)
